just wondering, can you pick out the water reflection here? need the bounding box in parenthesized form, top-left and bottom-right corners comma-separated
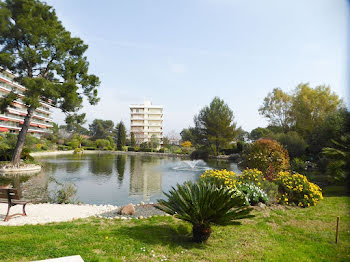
(116, 155, 126, 186)
(1, 154, 240, 205)
(89, 154, 114, 176)
(129, 156, 162, 202)
(0, 172, 48, 200)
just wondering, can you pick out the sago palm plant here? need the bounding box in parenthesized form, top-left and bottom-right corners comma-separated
(156, 180, 253, 243)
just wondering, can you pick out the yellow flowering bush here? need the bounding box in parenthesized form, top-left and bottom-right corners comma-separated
(201, 169, 237, 188)
(275, 171, 323, 207)
(239, 168, 266, 186)
(201, 169, 269, 204)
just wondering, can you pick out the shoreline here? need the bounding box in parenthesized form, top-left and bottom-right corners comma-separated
(30, 150, 191, 158)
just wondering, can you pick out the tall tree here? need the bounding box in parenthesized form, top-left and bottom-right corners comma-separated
(259, 88, 293, 133)
(89, 119, 114, 140)
(292, 83, 342, 137)
(0, 0, 100, 165)
(130, 132, 136, 147)
(65, 113, 86, 134)
(115, 121, 126, 150)
(194, 97, 238, 155)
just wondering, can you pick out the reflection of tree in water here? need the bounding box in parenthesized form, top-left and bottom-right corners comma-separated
(88, 154, 114, 176)
(129, 155, 162, 201)
(65, 155, 84, 173)
(206, 159, 232, 170)
(0, 172, 47, 200)
(115, 154, 127, 186)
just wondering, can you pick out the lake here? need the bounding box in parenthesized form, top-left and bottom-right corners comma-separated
(0, 153, 240, 206)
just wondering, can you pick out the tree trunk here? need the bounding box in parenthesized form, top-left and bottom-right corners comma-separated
(11, 106, 35, 166)
(192, 224, 212, 243)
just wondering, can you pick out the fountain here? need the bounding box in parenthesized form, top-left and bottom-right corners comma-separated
(173, 159, 210, 171)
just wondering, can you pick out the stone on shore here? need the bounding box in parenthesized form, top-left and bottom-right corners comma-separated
(120, 204, 135, 215)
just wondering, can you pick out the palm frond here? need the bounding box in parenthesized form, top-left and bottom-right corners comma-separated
(156, 180, 254, 226)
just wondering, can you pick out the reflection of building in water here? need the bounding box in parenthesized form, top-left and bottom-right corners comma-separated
(129, 156, 162, 201)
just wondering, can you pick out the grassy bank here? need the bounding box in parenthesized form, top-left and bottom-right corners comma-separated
(0, 194, 349, 262)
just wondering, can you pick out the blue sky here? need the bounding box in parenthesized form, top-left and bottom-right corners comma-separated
(46, 0, 349, 135)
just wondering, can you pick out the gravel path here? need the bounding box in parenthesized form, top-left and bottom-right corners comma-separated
(0, 203, 117, 226)
(0, 203, 167, 226)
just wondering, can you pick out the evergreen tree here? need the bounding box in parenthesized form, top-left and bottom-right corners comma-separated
(194, 97, 238, 155)
(0, 0, 100, 165)
(130, 132, 136, 147)
(116, 121, 126, 150)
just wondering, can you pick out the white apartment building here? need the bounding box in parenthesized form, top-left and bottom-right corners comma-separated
(129, 101, 163, 145)
(0, 69, 53, 136)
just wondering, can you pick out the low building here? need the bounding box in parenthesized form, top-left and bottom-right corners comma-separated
(0, 69, 53, 136)
(129, 101, 163, 146)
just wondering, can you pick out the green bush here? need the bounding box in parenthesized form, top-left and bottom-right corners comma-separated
(50, 183, 77, 204)
(139, 148, 152, 152)
(273, 131, 307, 159)
(128, 147, 135, 151)
(122, 146, 128, 152)
(74, 148, 84, 154)
(235, 183, 268, 205)
(201, 169, 270, 205)
(275, 171, 323, 207)
(95, 139, 110, 149)
(241, 138, 290, 181)
(156, 180, 253, 243)
(82, 146, 96, 150)
(291, 158, 307, 173)
(190, 149, 209, 160)
(58, 145, 72, 151)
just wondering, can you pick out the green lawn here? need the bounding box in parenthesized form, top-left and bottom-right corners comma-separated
(0, 194, 349, 261)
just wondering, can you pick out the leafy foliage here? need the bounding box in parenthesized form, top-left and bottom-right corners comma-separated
(259, 88, 294, 133)
(275, 171, 323, 207)
(156, 180, 253, 242)
(242, 139, 290, 180)
(0, 0, 100, 164)
(235, 183, 268, 205)
(322, 135, 350, 182)
(115, 121, 126, 150)
(89, 119, 114, 140)
(272, 131, 307, 159)
(192, 97, 238, 155)
(201, 169, 269, 205)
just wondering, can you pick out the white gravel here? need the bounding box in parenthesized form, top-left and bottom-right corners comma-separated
(0, 203, 118, 226)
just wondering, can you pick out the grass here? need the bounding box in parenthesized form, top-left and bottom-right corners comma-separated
(0, 193, 349, 261)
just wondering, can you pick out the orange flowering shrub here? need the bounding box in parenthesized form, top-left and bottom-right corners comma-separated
(242, 139, 290, 181)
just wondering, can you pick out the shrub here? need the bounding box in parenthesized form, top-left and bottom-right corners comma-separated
(57, 145, 72, 151)
(241, 138, 290, 181)
(82, 146, 96, 150)
(275, 171, 323, 207)
(158, 148, 165, 153)
(50, 183, 77, 204)
(190, 149, 209, 160)
(156, 180, 253, 243)
(128, 147, 135, 151)
(201, 169, 269, 205)
(74, 148, 84, 154)
(235, 183, 268, 205)
(139, 148, 152, 152)
(122, 146, 128, 152)
(95, 139, 110, 149)
(273, 131, 307, 159)
(291, 158, 307, 173)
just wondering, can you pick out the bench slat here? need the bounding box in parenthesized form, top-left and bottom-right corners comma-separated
(0, 188, 20, 200)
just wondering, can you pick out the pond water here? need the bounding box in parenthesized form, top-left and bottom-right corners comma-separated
(0, 153, 240, 206)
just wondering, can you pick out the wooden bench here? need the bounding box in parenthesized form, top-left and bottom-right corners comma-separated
(0, 188, 28, 221)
